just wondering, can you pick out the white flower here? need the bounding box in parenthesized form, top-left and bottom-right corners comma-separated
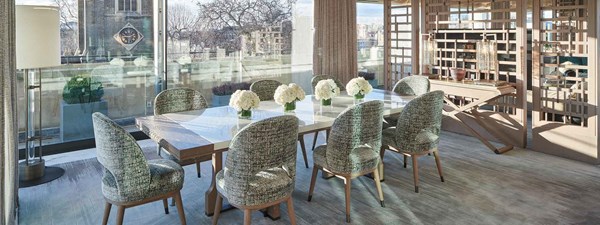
(229, 90, 260, 111)
(109, 58, 125, 67)
(274, 83, 305, 105)
(314, 79, 340, 100)
(346, 77, 373, 96)
(177, 55, 192, 65)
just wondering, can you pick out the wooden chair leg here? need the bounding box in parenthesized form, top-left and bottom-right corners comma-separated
(433, 150, 445, 182)
(244, 209, 252, 225)
(412, 155, 419, 193)
(196, 161, 202, 178)
(311, 131, 319, 150)
(174, 191, 187, 225)
(298, 135, 309, 168)
(344, 177, 352, 223)
(379, 146, 386, 181)
(212, 194, 223, 225)
(403, 155, 408, 168)
(307, 166, 319, 201)
(163, 199, 169, 214)
(116, 206, 125, 225)
(171, 197, 176, 206)
(286, 197, 297, 225)
(102, 202, 112, 225)
(373, 167, 385, 207)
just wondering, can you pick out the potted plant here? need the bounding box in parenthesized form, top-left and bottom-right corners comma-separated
(60, 75, 108, 141)
(358, 71, 378, 88)
(211, 82, 251, 107)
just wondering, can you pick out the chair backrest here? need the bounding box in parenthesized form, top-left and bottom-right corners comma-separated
(392, 76, 430, 96)
(250, 80, 282, 101)
(311, 75, 346, 92)
(224, 115, 299, 204)
(326, 100, 384, 173)
(92, 112, 150, 200)
(154, 88, 208, 115)
(394, 90, 444, 153)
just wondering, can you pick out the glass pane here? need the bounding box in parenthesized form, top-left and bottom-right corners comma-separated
(357, 2, 384, 88)
(15, 0, 158, 147)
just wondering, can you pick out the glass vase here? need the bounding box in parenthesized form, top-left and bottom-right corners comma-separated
(321, 98, 332, 106)
(284, 101, 296, 112)
(354, 93, 365, 100)
(238, 109, 252, 119)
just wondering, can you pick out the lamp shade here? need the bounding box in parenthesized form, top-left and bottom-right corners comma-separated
(16, 5, 61, 69)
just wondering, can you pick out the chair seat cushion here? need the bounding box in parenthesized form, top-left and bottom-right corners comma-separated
(102, 159, 184, 203)
(216, 167, 294, 206)
(313, 145, 380, 176)
(381, 127, 439, 154)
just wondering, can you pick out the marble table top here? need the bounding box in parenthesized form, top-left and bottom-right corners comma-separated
(136, 89, 414, 160)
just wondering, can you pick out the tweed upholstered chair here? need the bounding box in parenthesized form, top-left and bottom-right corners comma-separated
(308, 101, 385, 223)
(384, 76, 431, 128)
(308, 75, 346, 151)
(212, 115, 299, 225)
(250, 80, 310, 169)
(92, 113, 186, 225)
(381, 90, 445, 193)
(250, 80, 282, 101)
(154, 88, 210, 178)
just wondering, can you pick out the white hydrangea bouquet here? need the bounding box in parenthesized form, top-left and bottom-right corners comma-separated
(274, 83, 305, 112)
(314, 79, 340, 106)
(346, 77, 373, 100)
(229, 90, 260, 119)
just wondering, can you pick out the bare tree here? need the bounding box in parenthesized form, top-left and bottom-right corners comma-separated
(196, 0, 296, 52)
(54, 0, 79, 56)
(167, 3, 200, 41)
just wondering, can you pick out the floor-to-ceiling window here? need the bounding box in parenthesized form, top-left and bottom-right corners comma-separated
(15, 0, 315, 153)
(357, 1, 384, 88)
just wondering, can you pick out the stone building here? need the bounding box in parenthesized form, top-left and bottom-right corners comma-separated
(78, 0, 153, 61)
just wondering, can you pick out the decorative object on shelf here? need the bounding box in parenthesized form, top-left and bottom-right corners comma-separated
(450, 68, 466, 81)
(211, 82, 251, 107)
(421, 33, 437, 75)
(229, 90, 260, 119)
(61, 75, 108, 142)
(476, 38, 498, 75)
(346, 77, 373, 100)
(16, 5, 65, 186)
(314, 79, 341, 106)
(274, 83, 305, 112)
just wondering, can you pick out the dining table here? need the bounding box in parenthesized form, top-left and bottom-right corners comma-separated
(135, 89, 413, 219)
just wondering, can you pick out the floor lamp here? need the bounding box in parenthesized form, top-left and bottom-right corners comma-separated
(16, 5, 65, 186)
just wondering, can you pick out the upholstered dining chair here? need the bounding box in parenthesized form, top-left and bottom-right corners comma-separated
(308, 75, 346, 151)
(154, 88, 210, 178)
(92, 112, 186, 225)
(307, 100, 385, 223)
(384, 76, 431, 128)
(250, 80, 310, 169)
(381, 90, 445, 193)
(249, 79, 282, 101)
(212, 115, 299, 225)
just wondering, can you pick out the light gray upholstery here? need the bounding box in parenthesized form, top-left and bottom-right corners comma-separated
(216, 115, 299, 206)
(154, 88, 208, 116)
(250, 80, 282, 101)
(382, 90, 444, 154)
(92, 112, 184, 203)
(385, 76, 431, 128)
(313, 100, 384, 176)
(311, 75, 346, 92)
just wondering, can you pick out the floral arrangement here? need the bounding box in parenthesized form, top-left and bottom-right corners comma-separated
(274, 83, 305, 111)
(314, 79, 340, 106)
(346, 77, 373, 99)
(62, 75, 104, 104)
(229, 90, 260, 118)
(212, 82, 252, 96)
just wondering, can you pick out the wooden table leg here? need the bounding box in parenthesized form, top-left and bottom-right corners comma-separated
(453, 114, 513, 154)
(205, 152, 222, 216)
(261, 205, 281, 220)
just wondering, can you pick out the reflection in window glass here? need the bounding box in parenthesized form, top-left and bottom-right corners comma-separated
(357, 2, 384, 89)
